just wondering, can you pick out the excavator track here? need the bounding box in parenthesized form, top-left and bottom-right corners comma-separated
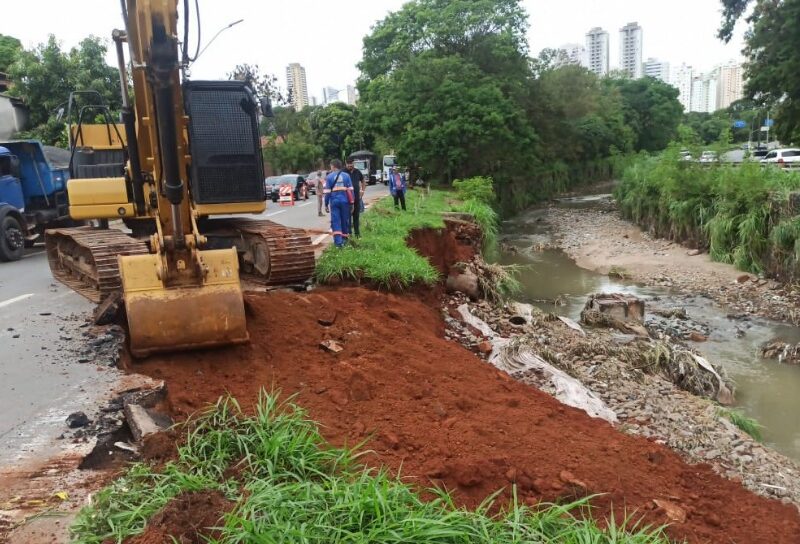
(209, 219, 316, 286)
(45, 228, 150, 303)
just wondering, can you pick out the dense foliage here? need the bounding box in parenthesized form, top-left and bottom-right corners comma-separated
(719, 0, 800, 144)
(616, 148, 800, 278)
(7, 35, 121, 145)
(356, 0, 683, 213)
(0, 34, 21, 73)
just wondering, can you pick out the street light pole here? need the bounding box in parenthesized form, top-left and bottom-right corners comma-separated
(195, 18, 244, 61)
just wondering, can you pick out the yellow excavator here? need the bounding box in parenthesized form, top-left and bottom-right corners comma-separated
(45, 0, 314, 357)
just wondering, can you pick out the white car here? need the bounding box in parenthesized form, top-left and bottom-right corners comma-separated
(760, 148, 800, 167)
(699, 151, 718, 163)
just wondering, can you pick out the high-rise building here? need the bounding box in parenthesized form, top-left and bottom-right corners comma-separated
(285, 63, 309, 111)
(346, 85, 358, 105)
(670, 63, 693, 111)
(643, 58, 670, 83)
(690, 72, 718, 113)
(716, 61, 744, 109)
(555, 43, 587, 68)
(618, 22, 643, 79)
(323, 87, 341, 105)
(585, 27, 609, 76)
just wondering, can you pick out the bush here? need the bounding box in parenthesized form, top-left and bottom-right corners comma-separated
(453, 176, 496, 205)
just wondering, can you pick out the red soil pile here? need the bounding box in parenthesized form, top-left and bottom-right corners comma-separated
(130, 287, 800, 543)
(126, 490, 232, 544)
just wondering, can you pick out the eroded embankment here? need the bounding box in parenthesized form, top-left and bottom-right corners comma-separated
(128, 280, 800, 543)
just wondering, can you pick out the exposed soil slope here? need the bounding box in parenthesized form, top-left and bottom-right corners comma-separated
(129, 287, 800, 543)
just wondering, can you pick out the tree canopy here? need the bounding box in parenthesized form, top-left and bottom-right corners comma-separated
(607, 77, 683, 152)
(718, 0, 800, 143)
(0, 34, 22, 73)
(8, 35, 121, 145)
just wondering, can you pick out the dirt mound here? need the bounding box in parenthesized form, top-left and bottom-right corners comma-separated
(129, 287, 800, 543)
(126, 491, 231, 544)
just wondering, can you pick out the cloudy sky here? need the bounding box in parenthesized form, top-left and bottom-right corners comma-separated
(1, 0, 747, 102)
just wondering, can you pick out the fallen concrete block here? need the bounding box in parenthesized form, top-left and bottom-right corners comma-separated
(124, 404, 165, 442)
(94, 292, 122, 325)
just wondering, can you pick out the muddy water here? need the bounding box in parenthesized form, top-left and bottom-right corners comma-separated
(497, 195, 800, 461)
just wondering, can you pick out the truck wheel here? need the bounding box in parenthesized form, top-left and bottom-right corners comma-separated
(0, 215, 25, 262)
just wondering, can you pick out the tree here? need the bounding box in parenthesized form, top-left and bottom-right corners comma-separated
(228, 63, 284, 104)
(0, 34, 22, 73)
(361, 53, 534, 183)
(718, 0, 800, 143)
(607, 77, 683, 152)
(9, 35, 121, 145)
(310, 103, 362, 161)
(262, 134, 322, 173)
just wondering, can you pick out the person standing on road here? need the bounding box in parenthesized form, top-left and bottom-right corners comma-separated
(315, 170, 326, 216)
(389, 167, 407, 211)
(324, 159, 354, 247)
(346, 159, 365, 237)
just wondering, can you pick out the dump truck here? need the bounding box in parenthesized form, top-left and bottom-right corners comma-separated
(0, 140, 71, 261)
(45, 0, 314, 357)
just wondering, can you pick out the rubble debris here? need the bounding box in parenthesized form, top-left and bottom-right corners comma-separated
(445, 270, 480, 299)
(93, 291, 121, 325)
(320, 339, 344, 353)
(583, 293, 645, 323)
(761, 340, 800, 364)
(124, 404, 166, 442)
(317, 312, 337, 327)
(66, 411, 90, 428)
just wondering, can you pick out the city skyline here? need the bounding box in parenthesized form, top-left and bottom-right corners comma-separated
(0, 1, 748, 105)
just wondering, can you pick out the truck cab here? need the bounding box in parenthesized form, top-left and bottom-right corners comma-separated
(0, 141, 71, 261)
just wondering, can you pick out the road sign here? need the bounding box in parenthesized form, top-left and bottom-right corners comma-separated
(733, 120, 747, 129)
(760, 126, 770, 132)
(764, 119, 774, 127)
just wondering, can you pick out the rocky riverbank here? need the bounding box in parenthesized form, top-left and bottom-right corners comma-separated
(544, 196, 800, 325)
(442, 286, 800, 509)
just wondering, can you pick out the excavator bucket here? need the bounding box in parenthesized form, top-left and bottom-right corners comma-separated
(119, 248, 249, 358)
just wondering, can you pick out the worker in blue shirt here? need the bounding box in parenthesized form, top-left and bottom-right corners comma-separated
(324, 159, 354, 247)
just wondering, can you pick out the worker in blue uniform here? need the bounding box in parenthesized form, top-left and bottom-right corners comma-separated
(324, 159, 354, 247)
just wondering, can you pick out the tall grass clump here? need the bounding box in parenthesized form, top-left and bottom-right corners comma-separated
(616, 145, 800, 277)
(716, 407, 764, 442)
(72, 392, 671, 544)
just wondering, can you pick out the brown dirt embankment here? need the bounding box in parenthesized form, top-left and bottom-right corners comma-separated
(128, 286, 800, 543)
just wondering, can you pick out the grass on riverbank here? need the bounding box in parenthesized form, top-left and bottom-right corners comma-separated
(315, 187, 497, 289)
(71, 393, 671, 544)
(717, 407, 764, 442)
(616, 147, 800, 277)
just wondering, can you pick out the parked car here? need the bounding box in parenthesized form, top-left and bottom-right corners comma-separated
(679, 150, 693, 161)
(264, 174, 307, 202)
(748, 146, 769, 161)
(699, 151, 718, 163)
(760, 148, 800, 167)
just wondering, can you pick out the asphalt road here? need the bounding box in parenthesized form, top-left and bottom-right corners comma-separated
(0, 182, 388, 466)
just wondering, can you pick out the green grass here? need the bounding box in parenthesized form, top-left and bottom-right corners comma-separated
(616, 146, 800, 277)
(315, 188, 498, 289)
(71, 392, 671, 543)
(716, 407, 764, 442)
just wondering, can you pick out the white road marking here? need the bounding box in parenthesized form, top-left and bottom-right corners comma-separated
(299, 201, 314, 207)
(0, 293, 34, 308)
(265, 210, 287, 217)
(312, 233, 330, 245)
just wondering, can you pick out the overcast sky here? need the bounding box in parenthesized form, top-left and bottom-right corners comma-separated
(1, 0, 747, 102)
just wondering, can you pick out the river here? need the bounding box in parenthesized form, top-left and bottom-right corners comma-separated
(496, 195, 800, 462)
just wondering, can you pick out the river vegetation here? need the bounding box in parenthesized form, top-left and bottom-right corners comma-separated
(71, 393, 670, 544)
(616, 148, 800, 279)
